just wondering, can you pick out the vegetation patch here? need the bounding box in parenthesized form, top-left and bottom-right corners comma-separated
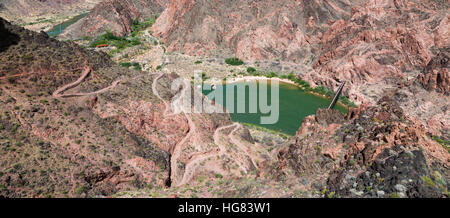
(225, 57, 244, 66)
(131, 17, 157, 37)
(246, 67, 256, 73)
(244, 72, 356, 108)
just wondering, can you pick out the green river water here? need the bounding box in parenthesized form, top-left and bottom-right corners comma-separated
(203, 80, 347, 135)
(46, 12, 89, 37)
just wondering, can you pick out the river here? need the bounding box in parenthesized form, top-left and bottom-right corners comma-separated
(203, 80, 347, 135)
(46, 12, 89, 37)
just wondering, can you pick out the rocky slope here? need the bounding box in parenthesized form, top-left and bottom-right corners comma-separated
(0, 17, 269, 197)
(59, 0, 166, 40)
(275, 96, 449, 198)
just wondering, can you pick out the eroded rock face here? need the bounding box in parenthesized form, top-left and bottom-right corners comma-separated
(151, 0, 449, 105)
(276, 96, 450, 197)
(418, 51, 449, 94)
(152, 0, 356, 60)
(60, 0, 166, 39)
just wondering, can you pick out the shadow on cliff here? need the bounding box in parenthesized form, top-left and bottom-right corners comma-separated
(0, 17, 20, 53)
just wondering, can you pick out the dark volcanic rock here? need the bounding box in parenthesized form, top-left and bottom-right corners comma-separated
(0, 18, 19, 52)
(328, 147, 447, 198)
(276, 96, 449, 198)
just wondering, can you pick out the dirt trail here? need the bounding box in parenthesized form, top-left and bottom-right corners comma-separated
(152, 73, 171, 115)
(177, 123, 237, 186)
(229, 124, 259, 170)
(152, 73, 197, 186)
(52, 66, 123, 98)
(152, 73, 246, 186)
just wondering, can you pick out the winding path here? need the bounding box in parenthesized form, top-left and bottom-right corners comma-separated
(52, 66, 122, 98)
(151, 73, 252, 186)
(52, 68, 260, 186)
(228, 124, 259, 170)
(151, 73, 261, 186)
(177, 123, 235, 185)
(152, 73, 197, 186)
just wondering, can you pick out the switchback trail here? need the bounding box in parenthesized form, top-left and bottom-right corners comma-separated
(177, 123, 237, 186)
(229, 124, 259, 171)
(152, 73, 197, 186)
(52, 66, 123, 98)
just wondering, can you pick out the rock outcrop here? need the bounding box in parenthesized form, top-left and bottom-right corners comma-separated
(418, 50, 449, 94)
(276, 96, 449, 198)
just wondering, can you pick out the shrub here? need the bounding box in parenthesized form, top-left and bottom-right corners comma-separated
(10, 123, 20, 133)
(22, 53, 33, 60)
(194, 60, 202, 64)
(200, 72, 210, 81)
(287, 72, 296, 81)
(313, 86, 334, 97)
(120, 62, 132, 68)
(7, 77, 16, 84)
(339, 96, 357, 108)
(131, 18, 156, 34)
(225, 57, 244, 66)
(130, 37, 141, 45)
(40, 99, 49, 105)
(132, 62, 142, 71)
(75, 185, 86, 195)
(246, 67, 256, 73)
(265, 72, 278, 78)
